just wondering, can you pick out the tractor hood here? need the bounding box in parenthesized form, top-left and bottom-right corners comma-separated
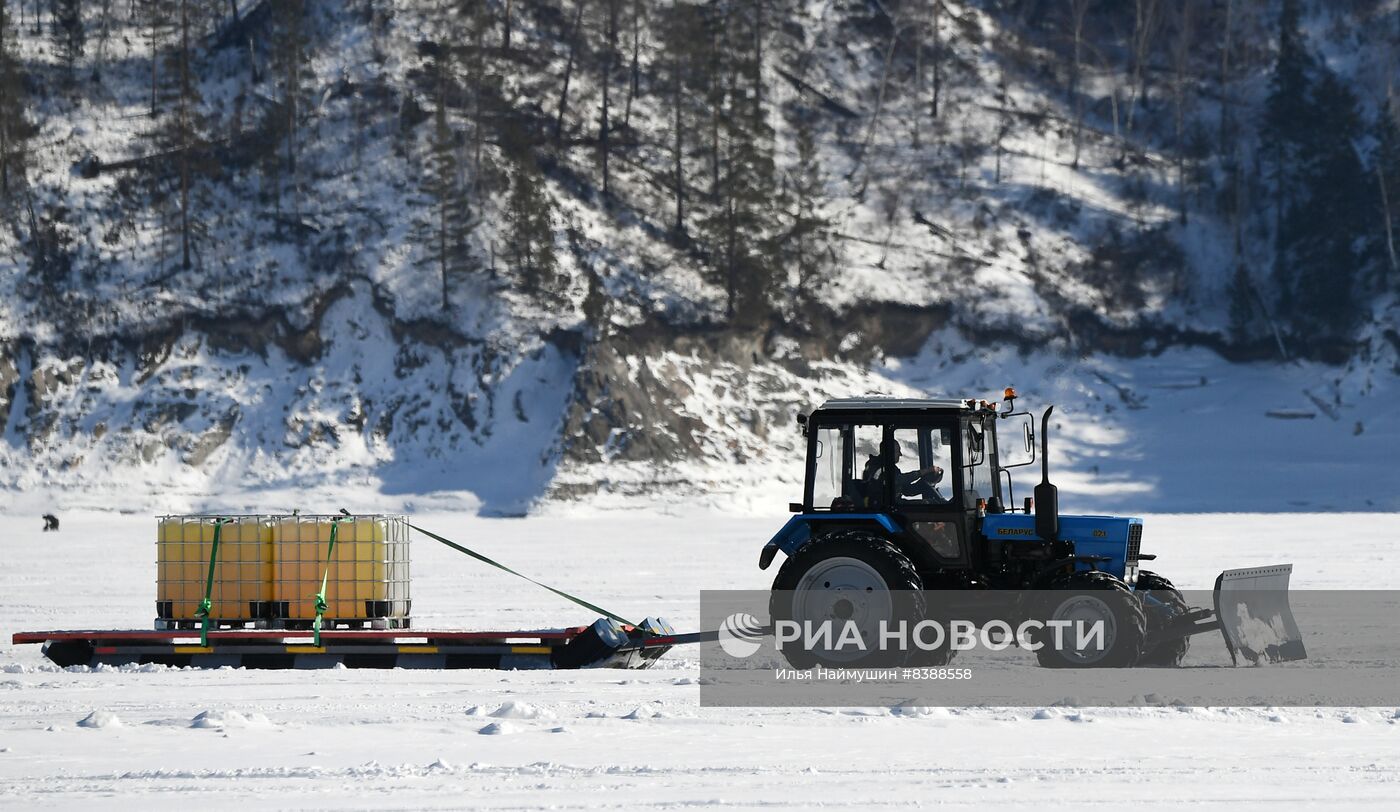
(982, 513, 1144, 580)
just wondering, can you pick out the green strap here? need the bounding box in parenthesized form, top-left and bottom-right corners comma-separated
(194, 518, 230, 647)
(408, 522, 637, 628)
(311, 519, 346, 647)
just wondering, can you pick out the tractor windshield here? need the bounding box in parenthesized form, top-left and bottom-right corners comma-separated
(962, 419, 997, 503)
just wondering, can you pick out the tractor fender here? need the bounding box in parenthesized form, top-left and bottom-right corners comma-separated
(760, 514, 902, 570)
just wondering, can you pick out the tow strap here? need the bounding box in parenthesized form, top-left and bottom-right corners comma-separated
(407, 522, 637, 628)
(311, 517, 349, 647)
(194, 517, 232, 648)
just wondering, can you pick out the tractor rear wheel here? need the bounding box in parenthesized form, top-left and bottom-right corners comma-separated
(1136, 571, 1190, 667)
(769, 530, 928, 669)
(1034, 570, 1146, 668)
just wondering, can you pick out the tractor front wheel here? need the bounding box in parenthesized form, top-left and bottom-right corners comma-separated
(1136, 571, 1190, 666)
(1034, 570, 1146, 668)
(769, 530, 927, 669)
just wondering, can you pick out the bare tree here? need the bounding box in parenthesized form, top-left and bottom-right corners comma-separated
(622, 0, 642, 130)
(1068, 0, 1090, 169)
(176, 0, 194, 269)
(994, 63, 1009, 183)
(502, 0, 512, 53)
(0, 0, 32, 199)
(750, 0, 764, 120)
(143, 0, 171, 116)
(1124, 0, 1160, 134)
(707, 5, 726, 199)
(554, 0, 585, 143)
(1379, 157, 1398, 283)
(659, 4, 696, 234)
(852, 18, 901, 191)
(1379, 79, 1400, 284)
(93, 0, 114, 80)
(422, 44, 475, 311)
(599, 0, 619, 199)
(274, 0, 308, 229)
(1218, 0, 1234, 154)
(1171, 2, 1192, 224)
(930, 0, 943, 119)
(912, 1, 924, 149)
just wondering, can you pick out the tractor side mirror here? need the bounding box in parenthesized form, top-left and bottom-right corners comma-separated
(999, 414, 1036, 467)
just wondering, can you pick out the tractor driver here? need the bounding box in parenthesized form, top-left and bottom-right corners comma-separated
(863, 437, 947, 504)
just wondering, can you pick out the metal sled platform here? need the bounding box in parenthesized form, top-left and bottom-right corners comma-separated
(13, 617, 678, 671)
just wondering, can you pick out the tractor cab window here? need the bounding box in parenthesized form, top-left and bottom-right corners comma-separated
(810, 426, 845, 509)
(962, 420, 996, 503)
(890, 427, 953, 505)
(851, 424, 885, 508)
(809, 424, 884, 510)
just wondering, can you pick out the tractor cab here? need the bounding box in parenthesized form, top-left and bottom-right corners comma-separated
(803, 397, 1004, 514)
(764, 395, 1037, 585)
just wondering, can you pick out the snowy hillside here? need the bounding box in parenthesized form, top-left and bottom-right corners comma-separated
(0, 0, 1397, 512)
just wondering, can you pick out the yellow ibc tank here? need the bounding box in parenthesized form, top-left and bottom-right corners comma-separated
(272, 516, 409, 621)
(156, 516, 273, 621)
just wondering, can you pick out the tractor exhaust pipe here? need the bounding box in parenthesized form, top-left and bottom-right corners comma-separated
(1034, 406, 1059, 541)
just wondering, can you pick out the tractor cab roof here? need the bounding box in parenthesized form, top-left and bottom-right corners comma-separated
(807, 397, 1007, 426)
(815, 397, 972, 412)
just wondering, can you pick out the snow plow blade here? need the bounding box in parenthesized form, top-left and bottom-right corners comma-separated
(1213, 564, 1306, 665)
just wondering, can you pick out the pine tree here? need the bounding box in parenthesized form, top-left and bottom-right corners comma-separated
(419, 46, 478, 311)
(1227, 263, 1259, 343)
(598, 0, 619, 200)
(1265, 0, 1372, 345)
(271, 0, 310, 234)
(621, 0, 643, 131)
(782, 110, 833, 318)
(1258, 0, 1370, 346)
(457, 0, 492, 193)
(698, 0, 778, 327)
(554, 0, 585, 144)
(657, 3, 701, 235)
(140, 0, 175, 116)
(1286, 70, 1370, 340)
(1374, 94, 1400, 291)
(504, 157, 558, 298)
(162, 0, 211, 271)
(51, 0, 83, 83)
(1261, 0, 1312, 306)
(0, 0, 32, 199)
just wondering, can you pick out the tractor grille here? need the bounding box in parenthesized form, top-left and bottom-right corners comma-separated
(1126, 524, 1143, 563)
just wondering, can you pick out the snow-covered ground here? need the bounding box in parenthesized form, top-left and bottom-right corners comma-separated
(2, 510, 1399, 809)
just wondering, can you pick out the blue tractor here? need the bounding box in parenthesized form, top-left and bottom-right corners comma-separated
(760, 392, 1303, 668)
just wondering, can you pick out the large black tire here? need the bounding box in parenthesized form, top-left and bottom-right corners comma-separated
(1135, 570, 1190, 667)
(769, 530, 930, 669)
(1034, 570, 1146, 668)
